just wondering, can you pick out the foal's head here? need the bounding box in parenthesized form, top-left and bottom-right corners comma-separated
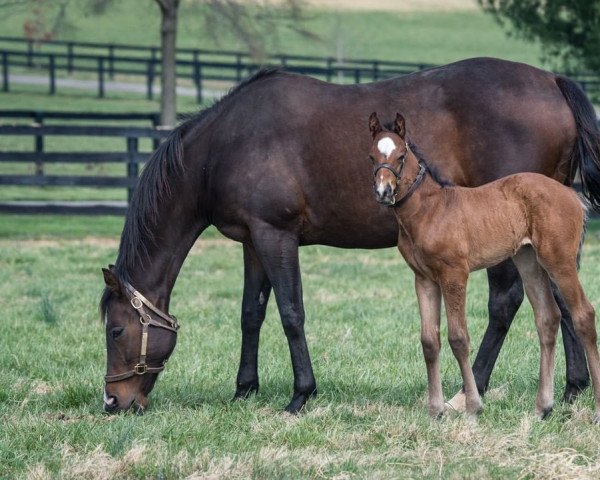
(368, 112, 410, 205)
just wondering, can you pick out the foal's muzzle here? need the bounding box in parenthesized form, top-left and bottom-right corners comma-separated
(374, 182, 396, 205)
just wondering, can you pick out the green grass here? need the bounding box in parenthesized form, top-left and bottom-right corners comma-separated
(1, 219, 600, 478)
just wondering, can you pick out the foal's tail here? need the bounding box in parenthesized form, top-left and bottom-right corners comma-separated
(556, 76, 600, 212)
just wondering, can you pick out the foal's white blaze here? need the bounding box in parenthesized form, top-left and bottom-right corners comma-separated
(377, 174, 388, 197)
(377, 136, 397, 158)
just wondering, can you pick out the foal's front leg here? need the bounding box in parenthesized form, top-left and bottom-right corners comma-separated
(440, 271, 483, 418)
(415, 274, 443, 418)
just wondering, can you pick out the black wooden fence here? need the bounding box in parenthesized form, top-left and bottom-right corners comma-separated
(0, 111, 170, 215)
(0, 35, 435, 102)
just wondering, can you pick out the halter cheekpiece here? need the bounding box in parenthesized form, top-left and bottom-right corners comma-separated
(373, 144, 428, 206)
(104, 281, 179, 383)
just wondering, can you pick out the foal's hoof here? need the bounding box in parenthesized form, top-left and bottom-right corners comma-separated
(445, 390, 467, 413)
(232, 382, 259, 401)
(284, 389, 317, 414)
(537, 406, 553, 420)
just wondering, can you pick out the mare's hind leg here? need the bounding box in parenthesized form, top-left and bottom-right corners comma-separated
(415, 275, 444, 418)
(234, 244, 273, 399)
(512, 247, 561, 418)
(250, 225, 317, 413)
(440, 270, 483, 418)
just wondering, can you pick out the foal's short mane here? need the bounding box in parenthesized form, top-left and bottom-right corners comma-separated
(408, 141, 454, 188)
(100, 68, 284, 314)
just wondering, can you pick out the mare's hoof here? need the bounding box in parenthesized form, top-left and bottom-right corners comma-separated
(562, 381, 588, 404)
(445, 391, 467, 413)
(593, 412, 600, 425)
(284, 389, 317, 414)
(232, 382, 259, 401)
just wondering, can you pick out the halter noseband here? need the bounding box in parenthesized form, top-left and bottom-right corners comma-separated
(104, 281, 180, 383)
(373, 145, 428, 206)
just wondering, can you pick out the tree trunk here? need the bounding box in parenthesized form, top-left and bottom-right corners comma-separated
(156, 0, 179, 128)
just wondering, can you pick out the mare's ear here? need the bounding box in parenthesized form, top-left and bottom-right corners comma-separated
(369, 112, 383, 138)
(102, 266, 122, 296)
(394, 113, 406, 139)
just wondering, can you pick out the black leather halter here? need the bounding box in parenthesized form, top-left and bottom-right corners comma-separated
(104, 282, 179, 383)
(373, 151, 428, 206)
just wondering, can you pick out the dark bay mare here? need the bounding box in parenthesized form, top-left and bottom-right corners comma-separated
(100, 57, 600, 413)
(368, 112, 600, 422)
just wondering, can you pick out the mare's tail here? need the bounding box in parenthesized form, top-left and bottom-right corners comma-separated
(556, 76, 600, 211)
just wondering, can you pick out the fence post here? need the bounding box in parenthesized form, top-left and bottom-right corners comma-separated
(27, 40, 33, 67)
(34, 111, 44, 176)
(108, 44, 115, 79)
(354, 68, 360, 84)
(236, 53, 243, 82)
(151, 114, 161, 150)
(98, 57, 105, 98)
(127, 137, 139, 204)
(1, 52, 8, 92)
(146, 59, 154, 100)
(326, 57, 333, 82)
(49, 54, 56, 94)
(67, 42, 74, 74)
(372, 61, 379, 81)
(194, 60, 202, 104)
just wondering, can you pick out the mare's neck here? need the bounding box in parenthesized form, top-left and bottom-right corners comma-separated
(117, 188, 209, 313)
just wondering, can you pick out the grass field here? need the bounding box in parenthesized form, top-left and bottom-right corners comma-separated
(2, 216, 600, 478)
(2, 2, 600, 478)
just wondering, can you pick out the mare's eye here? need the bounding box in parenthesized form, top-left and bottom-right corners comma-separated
(110, 327, 124, 340)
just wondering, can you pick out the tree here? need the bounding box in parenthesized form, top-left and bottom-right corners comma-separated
(478, 1, 600, 74)
(154, 0, 313, 127)
(155, 0, 179, 128)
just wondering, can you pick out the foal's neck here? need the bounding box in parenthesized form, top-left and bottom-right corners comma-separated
(394, 150, 445, 217)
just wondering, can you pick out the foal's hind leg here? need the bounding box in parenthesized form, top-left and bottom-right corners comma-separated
(234, 244, 273, 399)
(512, 247, 561, 419)
(544, 266, 600, 423)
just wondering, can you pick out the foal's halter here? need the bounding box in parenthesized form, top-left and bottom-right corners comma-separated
(104, 281, 179, 383)
(373, 144, 428, 206)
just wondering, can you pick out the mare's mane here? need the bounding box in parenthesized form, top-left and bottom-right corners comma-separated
(100, 68, 284, 313)
(407, 141, 454, 188)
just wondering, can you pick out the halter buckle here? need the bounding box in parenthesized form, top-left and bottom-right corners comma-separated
(131, 296, 143, 310)
(134, 364, 147, 375)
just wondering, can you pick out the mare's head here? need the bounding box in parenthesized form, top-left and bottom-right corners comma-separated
(101, 266, 178, 413)
(368, 112, 410, 205)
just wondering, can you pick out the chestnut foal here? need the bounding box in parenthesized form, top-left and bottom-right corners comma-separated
(368, 112, 600, 422)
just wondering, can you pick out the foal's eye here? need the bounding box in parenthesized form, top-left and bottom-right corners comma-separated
(110, 327, 124, 340)
(368, 155, 375, 163)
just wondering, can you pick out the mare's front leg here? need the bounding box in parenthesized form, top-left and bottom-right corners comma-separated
(440, 270, 483, 418)
(251, 225, 316, 413)
(234, 244, 273, 399)
(415, 275, 443, 418)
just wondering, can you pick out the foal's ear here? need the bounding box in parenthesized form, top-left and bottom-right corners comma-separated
(102, 266, 122, 296)
(394, 113, 406, 139)
(369, 112, 383, 138)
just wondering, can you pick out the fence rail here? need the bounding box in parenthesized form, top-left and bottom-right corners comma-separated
(0, 116, 170, 214)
